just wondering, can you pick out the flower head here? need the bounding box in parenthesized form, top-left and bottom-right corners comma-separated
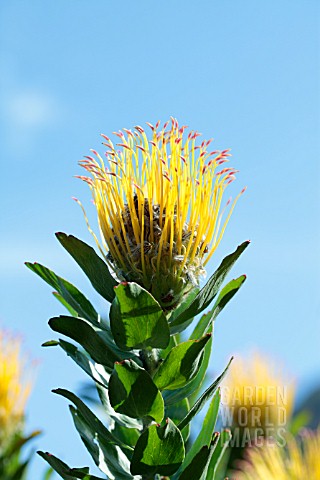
(78, 118, 244, 308)
(234, 428, 320, 480)
(0, 330, 32, 447)
(222, 352, 295, 442)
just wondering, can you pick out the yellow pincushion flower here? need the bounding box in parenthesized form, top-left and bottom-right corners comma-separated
(222, 352, 295, 443)
(78, 118, 244, 308)
(234, 428, 320, 480)
(0, 331, 32, 447)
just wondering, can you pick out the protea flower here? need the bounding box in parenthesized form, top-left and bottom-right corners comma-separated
(222, 352, 295, 443)
(0, 330, 32, 448)
(234, 428, 320, 479)
(77, 118, 244, 309)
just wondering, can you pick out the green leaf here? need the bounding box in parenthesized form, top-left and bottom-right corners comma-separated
(25, 262, 99, 325)
(130, 418, 185, 476)
(96, 328, 143, 364)
(109, 359, 164, 423)
(42, 340, 59, 347)
(178, 358, 233, 431)
(169, 241, 249, 333)
(97, 385, 142, 430)
(178, 434, 220, 480)
(57, 339, 110, 389)
(49, 316, 119, 371)
(164, 324, 213, 406)
(182, 390, 221, 472)
(110, 423, 139, 449)
(38, 452, 105, 480)
(56, 233, 118, 303)
(44, 467, 55, 480)
(53, 291, 79, 317)
(54, 389, 133, 479)
(167, 287, 199, 325)
(110, 282, 170, 350)
(69, 408, 132, 480)
(3, 429, 41, 458)
(207, 429, 232, 479)
(189, 275, 246, 340)
(56, 340, 141, 429)
(165, 397, 190, 443)
(166, 277, 245, 405)
(209, 274, 246, 317)
(289, 410, 312, 436)
(54, 389, 131, 451)
(166, 277, 245, 406)
(153, 334, 211, 390)
(9, 456, 32, 480)
(165, 274, 244, 405)
(189, 308, 215, 341)
(159, 332, 178, 360)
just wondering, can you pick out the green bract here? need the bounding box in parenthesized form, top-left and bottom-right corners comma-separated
(28, 232, 249, 479)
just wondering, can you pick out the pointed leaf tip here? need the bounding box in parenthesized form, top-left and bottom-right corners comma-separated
(42, 340, 59, 347)
(48, 315, 120, 370)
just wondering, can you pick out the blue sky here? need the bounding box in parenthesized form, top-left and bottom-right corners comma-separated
(0, 1, 319, 478)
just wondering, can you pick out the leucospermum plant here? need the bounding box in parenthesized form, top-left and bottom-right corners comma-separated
(234, 428, 320, 480)
(27, 119, 249, 479)
(219, 352, 295, 476)
(222, 352, 295, 443)
(0, 330, 39, 480)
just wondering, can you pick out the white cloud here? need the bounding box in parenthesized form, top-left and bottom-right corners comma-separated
(1, 77, 61, 156)
(0, 55, 63, 156)
(7, 91, 58, 128)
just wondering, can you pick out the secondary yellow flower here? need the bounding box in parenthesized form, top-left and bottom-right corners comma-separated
(222, 352, 295, 443)
(234, 428, 320, 480)
(78, 118, 244, 308)
(0, 331, 32, 447)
